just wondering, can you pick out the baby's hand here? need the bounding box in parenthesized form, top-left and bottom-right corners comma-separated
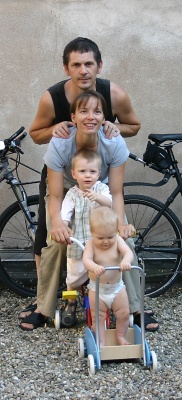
(83, 189, 97, 202)
(93, 265, 105, 277)
(119, 262, 131, 272)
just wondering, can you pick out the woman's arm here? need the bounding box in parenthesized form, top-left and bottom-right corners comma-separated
(117, 236, 134, 270)
(108, 164, 135, 239)
(47, 167, 72, 244)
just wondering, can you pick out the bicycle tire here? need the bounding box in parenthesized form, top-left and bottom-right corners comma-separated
(124, 194, 182, 297)
(0, 195, 66, 297)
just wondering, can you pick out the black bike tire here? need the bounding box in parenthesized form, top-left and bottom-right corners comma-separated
(0, 195, 66, 297)
(124, 194, 182, 297)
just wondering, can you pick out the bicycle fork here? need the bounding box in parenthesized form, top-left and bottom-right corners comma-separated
(10, 178, 37, 241)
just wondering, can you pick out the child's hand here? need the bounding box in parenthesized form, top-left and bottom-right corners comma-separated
(119, 262, 131, 272)
(93, 265, 105, 277)
(83, 189, 97, 202)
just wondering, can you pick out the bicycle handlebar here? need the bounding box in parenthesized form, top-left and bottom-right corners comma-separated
(129, 153, 145, 164)
(8, 126, 25, 142)
(0, 127, 27, 156)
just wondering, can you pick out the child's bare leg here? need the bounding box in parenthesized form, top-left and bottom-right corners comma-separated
(112, 287, 130, 345)
(89, 289, 107, 347)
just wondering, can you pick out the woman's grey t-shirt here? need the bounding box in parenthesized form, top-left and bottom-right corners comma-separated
(44, 127, 129, 189)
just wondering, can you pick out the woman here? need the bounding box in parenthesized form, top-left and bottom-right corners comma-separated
(46, 90, 134, 243)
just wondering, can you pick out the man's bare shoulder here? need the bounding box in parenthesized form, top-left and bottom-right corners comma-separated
(40, 90, 55, 109)
(110, 82, 130, 107)
(33, 90, 55, 121)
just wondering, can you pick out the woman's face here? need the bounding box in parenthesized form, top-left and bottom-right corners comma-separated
(71, 97, 105, 135)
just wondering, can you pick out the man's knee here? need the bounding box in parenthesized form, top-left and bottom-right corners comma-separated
(41, 241, 66, 267)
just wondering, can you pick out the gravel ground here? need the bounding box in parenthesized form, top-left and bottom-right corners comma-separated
(0, 284, 182, 400)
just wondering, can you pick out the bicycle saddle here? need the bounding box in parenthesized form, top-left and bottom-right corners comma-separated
(148, 133, 182, 144)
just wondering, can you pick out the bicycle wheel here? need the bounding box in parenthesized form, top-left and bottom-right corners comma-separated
(0, 195, 66, 297)
(124, 194, 182, 297)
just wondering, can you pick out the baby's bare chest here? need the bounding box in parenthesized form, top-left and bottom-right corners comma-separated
(93, 247, 121, 267)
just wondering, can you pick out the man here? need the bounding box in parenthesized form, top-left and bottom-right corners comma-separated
(20, 37, 158, 331)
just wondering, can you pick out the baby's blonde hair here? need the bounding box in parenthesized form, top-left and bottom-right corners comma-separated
(71, 149, 101, 170)
(90, 206, 118, 233)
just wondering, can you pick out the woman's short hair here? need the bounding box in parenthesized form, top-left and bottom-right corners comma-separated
(70, 90, 108, 119)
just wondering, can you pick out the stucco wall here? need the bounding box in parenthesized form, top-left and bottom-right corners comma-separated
(0, 0, 181, 217)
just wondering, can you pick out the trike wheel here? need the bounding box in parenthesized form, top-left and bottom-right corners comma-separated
(150, 350, 157, 371)
(129, 314, 134, 327)
(54, 309, 61, 329)
(87, 354, 95, 376)
(78, 338, 85, 358)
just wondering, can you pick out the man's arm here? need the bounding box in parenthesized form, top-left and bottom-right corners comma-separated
(29, 91, 75, 144)
(110, 82, 141, 138)
(47, 167, 72, 244)
(29, 91, 56, 144)
(108, 164, 135, 239)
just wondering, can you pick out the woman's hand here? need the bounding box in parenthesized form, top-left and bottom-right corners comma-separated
(50, 220, 72, 244)
(52, 121, 75, 139)
(118, 224, 136, 240)
(103, 121, 120, 139)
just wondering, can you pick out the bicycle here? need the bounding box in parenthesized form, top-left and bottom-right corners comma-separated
(0, 127, 66, 297)
(1, 129, 182, 299)
(124, 132, 182, 297)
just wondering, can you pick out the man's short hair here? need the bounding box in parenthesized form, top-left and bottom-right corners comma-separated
(63, 37, 102, 66)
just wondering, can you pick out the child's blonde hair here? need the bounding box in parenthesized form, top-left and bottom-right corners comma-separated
(90, 206, 118, 233)
(71, 149, 102, 170)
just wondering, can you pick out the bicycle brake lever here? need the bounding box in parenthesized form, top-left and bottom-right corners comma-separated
(15, 145, 24, 155)
(10, 141, 24, 155)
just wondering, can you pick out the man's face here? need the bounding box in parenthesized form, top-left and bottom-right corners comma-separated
(64, 51, 103, 90)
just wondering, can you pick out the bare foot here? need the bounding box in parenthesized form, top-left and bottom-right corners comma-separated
(117, 336, 131, 345)
(19, 300, 37, 319)
(134, 312, 159, 331)
(19, 309, 42, 331)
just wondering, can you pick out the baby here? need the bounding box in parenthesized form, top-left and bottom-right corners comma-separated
(83, 206, 134, 346)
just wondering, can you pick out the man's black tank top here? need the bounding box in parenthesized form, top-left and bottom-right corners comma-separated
(48, 78, 116, 124)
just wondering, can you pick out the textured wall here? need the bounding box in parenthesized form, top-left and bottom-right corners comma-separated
(0, 0, 181, 215)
